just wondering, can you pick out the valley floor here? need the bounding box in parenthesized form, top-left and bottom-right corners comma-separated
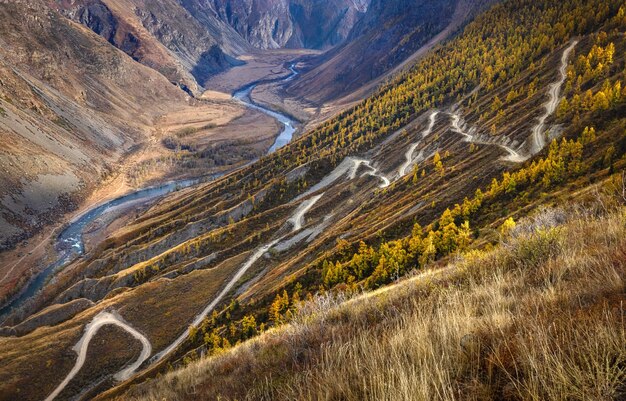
(0, 93, 281, 310)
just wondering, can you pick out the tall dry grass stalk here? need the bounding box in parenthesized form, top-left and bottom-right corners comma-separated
(122, 207, 626, 401)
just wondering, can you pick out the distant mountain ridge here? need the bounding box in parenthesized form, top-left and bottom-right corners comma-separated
(207, 0, 371, 49)
(286, 0, 498, 103)
(52, 0, 375, 89)
(53, 0, 493, 101)
(53, 0, 250, 91)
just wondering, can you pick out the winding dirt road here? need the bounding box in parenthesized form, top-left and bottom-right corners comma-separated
(399, 110, 439, 177)
(298, 156, 392, 200)
(447, 42, 577, 163)
(152, 238, 282, 363)
(45, 311, 152, 401)
(530, 41, 578, 154)
(450, 112, 526, 162)
(289, 194, 324, 231)
(154, 183, 327, 364)
(348, 159, 391, 188)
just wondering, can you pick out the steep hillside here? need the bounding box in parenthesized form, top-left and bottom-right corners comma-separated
(0, 0, 282, 309)
(0, 0, 187, 250)
(255, 0, 496, 122)
(208, 0, 369, 50)
(285, 0, 459, 103)
(54, 0, 250, 90)
(1, 0, 625, 400)
(115, 203, 626, 400)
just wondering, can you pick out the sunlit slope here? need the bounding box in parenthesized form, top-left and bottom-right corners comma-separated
(0, 0, 189, 251)
(1, 1, 625, 400)
(115, 204, 626, 401)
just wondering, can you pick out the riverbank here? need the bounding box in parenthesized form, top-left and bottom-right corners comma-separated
(0, 60, 305, 326)
(0, 101, 283, 321)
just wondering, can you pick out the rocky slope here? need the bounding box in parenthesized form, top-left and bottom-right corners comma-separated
(207, 0, 370, 50)
(285, 0, 495, 104)
(0, 0, 191, 251)
(54, 0, 250, 90)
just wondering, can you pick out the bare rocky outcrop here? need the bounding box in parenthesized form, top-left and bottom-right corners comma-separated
(208, 0, 370, 50)
(55, 0, 250, 89)
(55, 272, 136, 305)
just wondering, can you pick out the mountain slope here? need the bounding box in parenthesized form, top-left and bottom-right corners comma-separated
(0, 0, 281, 309)
(0, 0, 189, 251)
(114, 204, 626, 400)
(208, 0, 369, 50)
(54, 0, 250, 90)
(1, 0, 626, 400)
(283, 0, 494, 105)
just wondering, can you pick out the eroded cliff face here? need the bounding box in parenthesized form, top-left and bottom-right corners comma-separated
(54, 0, 249, 89)
(208, 0, 371, 49)
(56, 0, 462, 93)
(54, 0, 372, 88)
(52, 0, 492, 97)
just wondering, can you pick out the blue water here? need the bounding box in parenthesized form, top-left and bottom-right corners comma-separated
(233, 64, 299, 153)
(0, 63, 300, 323)
(58, 178, 198, 255)
(0, 178, 200, 321)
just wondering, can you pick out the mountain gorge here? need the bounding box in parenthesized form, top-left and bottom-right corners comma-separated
(208, 0, 370, 50)
(0, 0, 474, 262)
(0, 0, 190, 250)
(53, 0, 371, 89)
(1, 0, 626, 400)
(54, 0, 250, 90)
(266, 0, 496, 120)
(286, 0, 457, 101)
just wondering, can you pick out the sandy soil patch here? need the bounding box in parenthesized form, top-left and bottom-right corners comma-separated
(203, 50, 318, 95)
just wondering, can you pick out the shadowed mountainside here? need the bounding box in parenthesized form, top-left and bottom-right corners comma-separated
(54, 0, 250, 91)
(208, 0, 370, 50)
(285, 0, 497, 104)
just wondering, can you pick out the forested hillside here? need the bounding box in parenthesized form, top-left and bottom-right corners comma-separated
(118, 203, 626, 401)
(1, 0, 626, 400)
(109, 0, 626, 385)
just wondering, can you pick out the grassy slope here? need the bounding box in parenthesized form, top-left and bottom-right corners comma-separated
(2, 1, 626, 400)
(117, 202, 626, 400)
(64, 0, 625, 298)
(0, 253, 238, 401)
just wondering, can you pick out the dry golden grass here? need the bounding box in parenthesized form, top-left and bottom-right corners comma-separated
(117, 206, 626, 401)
